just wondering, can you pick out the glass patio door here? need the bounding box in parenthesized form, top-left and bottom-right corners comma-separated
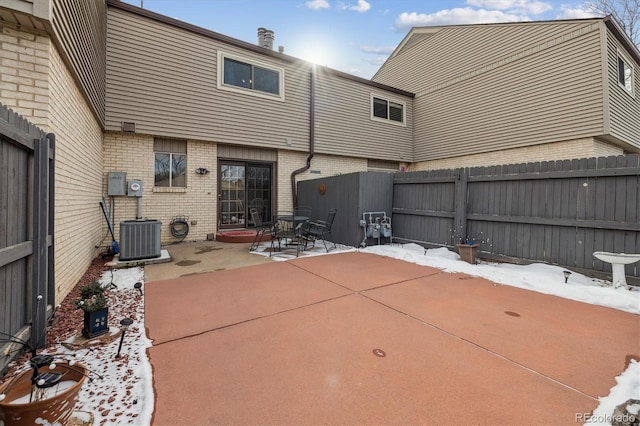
(247, 163, 272, 226)
(219, 161, 273, 229)
(219, 162, 246, 228)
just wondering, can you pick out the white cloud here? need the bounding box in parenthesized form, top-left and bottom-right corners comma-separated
(338, 0, 371, 12)
(466, 0, 552, 15)
(360, 45, 395, 54)
(556, 4, 601, 19)
(306, 0, 330, 10)
(395, 8, 527, 30)
(365, 56, 389, 66)
(350, 0, 371, 12)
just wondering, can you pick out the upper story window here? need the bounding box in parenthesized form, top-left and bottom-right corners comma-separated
(218, 52, 284, 101)
(371, 94, 405, 126)
(617, 53, 634, 96)
(154, 138, 186, 188)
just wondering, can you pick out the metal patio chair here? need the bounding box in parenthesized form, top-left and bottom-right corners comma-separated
(249, 207, 275, 252)
(304, 208, 337, 252)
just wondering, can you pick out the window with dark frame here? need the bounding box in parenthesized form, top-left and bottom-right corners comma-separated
(223, 57, 280, 95)
(372, 96, 404, 123)
(154, 139, 187, 188)
(618, 55, 634, 95)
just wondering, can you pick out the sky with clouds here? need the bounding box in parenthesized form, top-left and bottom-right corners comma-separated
(122, 0, 602, 78)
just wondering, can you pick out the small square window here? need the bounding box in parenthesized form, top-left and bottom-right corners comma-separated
(617, 54, 634, 95)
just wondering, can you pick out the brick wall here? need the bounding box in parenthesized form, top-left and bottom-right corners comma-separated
(277, 151, 366, 211)
(103, 132, 217, 243)
(0, 25, 49, 127)
(48, 41, 104, 299)
(411, 138, 625, 171)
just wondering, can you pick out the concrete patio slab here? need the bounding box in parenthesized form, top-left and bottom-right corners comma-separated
(363, 272, 640, 399)
(144, 251, 638, 425)
(145, 262, 351, 344)
(145, 240, 272, 282)
(148, 295, 595, 425)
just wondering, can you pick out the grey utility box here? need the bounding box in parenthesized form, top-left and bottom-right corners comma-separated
(119, 219, 161, 260)
(107, 172, 127, 196)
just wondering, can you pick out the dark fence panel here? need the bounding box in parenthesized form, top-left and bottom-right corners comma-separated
(392, 168, 458, 247)
(0, 103, 54, 371)
(298, 172, 393, 247)
(392, 154, 640, 284)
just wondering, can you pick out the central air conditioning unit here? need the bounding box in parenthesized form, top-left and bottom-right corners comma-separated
(119, 219, 161, 261)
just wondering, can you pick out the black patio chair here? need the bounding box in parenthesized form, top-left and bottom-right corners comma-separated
(249, 207, 275, 252)
(304, 208, 337, 252)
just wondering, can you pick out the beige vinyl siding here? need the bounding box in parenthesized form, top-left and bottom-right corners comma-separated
(106, 6, 413, 163)
(314, 67, 413, 162)
(606, 31, 640, 148)
(51, 0, 106, 124)
(106, 7, 310, 151)
(376, 21, 604, 162)
(217, 145, 277, 162)
(375, 21, 599, 95)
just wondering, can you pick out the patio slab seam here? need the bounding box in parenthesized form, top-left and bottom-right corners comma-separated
(288, 260, 443, 292)
(150, 292, 357, 347)
(359, 291, 600, 401)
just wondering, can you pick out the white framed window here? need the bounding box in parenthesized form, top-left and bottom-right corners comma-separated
(371, 94, 405, 126)
(154, 138, 186, 188)
(617, 51, 634, 96)
(217, 51, 285, 101)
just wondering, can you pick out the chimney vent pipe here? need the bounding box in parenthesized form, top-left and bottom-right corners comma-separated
(257, 28, 275, 49)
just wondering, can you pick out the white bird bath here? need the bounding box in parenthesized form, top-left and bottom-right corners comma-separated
(592, 251, 640, 288)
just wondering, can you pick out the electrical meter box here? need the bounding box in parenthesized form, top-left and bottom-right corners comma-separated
(107, 172, 127, 196)
(127, 179, 143, 197)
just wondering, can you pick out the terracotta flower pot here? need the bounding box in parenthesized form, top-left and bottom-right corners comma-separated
(0, 362, 86, 425)
(457, 243, 479, 264)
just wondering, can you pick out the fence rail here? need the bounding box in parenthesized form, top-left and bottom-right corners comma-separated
(392, 154, 640, 284)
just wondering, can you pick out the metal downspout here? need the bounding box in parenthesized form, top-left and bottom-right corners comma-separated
(291, 64, 315, 207)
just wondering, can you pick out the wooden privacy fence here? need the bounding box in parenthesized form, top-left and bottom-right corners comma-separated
(391, 154, 640, 284)
(0, 104, 55, 367)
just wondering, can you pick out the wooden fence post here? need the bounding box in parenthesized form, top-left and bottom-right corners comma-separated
(453, 168, 469, 243)
(31, 136, 49, 349)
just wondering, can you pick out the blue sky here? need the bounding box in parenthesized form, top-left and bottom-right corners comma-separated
(121, 0, 600, 79)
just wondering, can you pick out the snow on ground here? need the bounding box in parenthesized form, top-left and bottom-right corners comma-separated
(362, 243, 640, 315)
(44, 267, 152, 425)
(5, 243, 637, 425)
